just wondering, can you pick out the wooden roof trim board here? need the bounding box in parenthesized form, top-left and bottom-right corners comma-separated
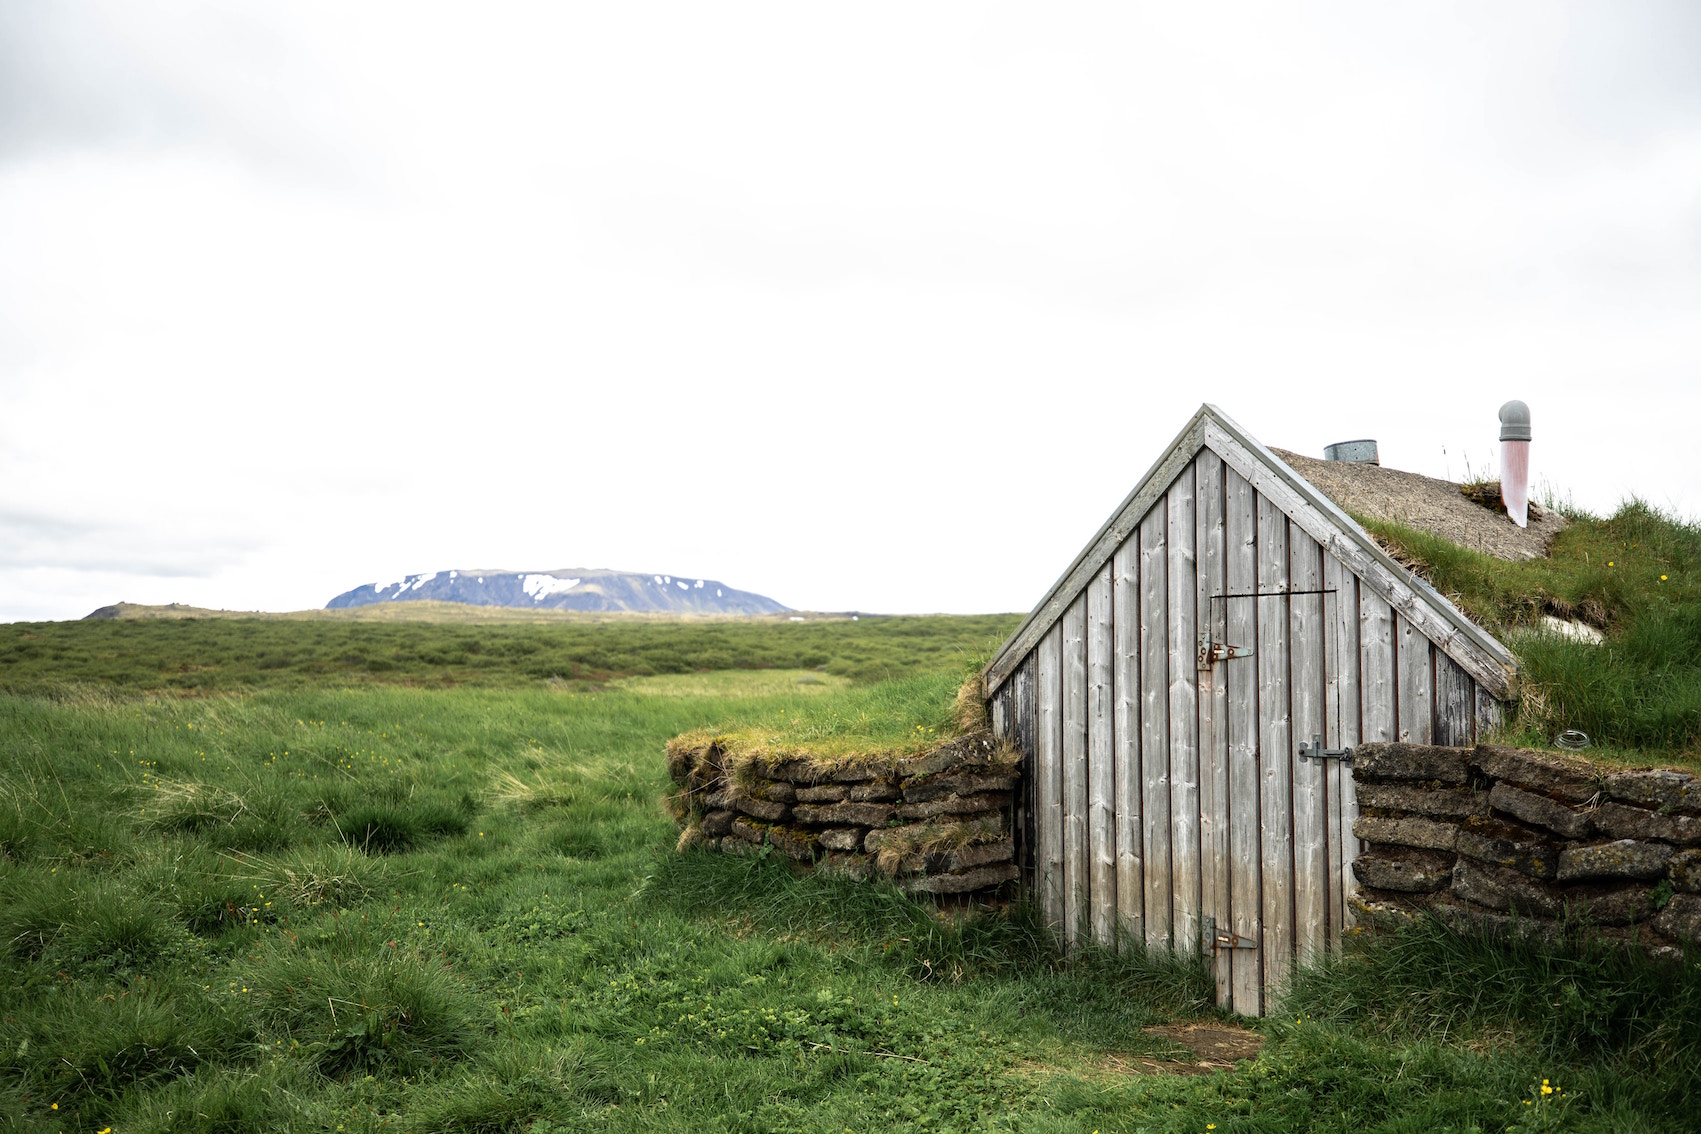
(983, 404, 1519, 699)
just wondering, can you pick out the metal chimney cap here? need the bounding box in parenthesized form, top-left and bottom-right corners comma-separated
(1323, 439, 1379, 464)
(1499, 400, 1531, 441)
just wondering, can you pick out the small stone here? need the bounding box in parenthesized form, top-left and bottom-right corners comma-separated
(1352, 814, 1460, 852)
(1450, 858, 1560, 917)
(795, 784, 849, 803)
(896, 792, 1013, 821)
(1454, 817, 1558, 880)
(901, 863, 1019, 895)
(1488, 783, 1594, 839)
(1346, 894, 1421, 930)
(1352, 850, 1454, 892)
(829, 762, 888, 783)
(701, 810, 735, 838)
(939, 838, 1014, 872)
(1356, 783, 1489, 819)
(704, 788, 739, 811)
(750, 758, 823, 783)
(1602, 769, 1701, 815)
(847, 781, 899, 803)
(729, 816, 767, 843)
(902, 772, 1022, 804)
(1593, 802, 1701, 846)
(1668, 849, 1701, 892)
(1652, 893, 1701, 944)
(793, 801, 895, 828)
(1353, 743, 1469, 784)
(1472, 745, 1598, 803)
(817, 827, 865, 853)
(822, 852, 873, 881)
(758, 781, 798, 804)
(896, 744, 969, 779)
(1556, 839, 1673, 882)
(1567, 887, 1654, 926)
(864, 816, 1004, 854)
(733, 796, 791, 824)
(765, 826, 819, 862)
(720, 835, 757, 856)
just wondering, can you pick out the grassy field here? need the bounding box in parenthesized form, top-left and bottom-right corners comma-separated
(0, 613, 1017, 693)
(0, 612, 1695, 1132)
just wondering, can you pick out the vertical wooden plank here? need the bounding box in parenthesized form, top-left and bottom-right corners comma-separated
(1288, 526, 1327, 968)
(1112, 538, 1144, 946)
(1087, 566, 1116, 948)
(1168, 467, 1201, 954)
(1434, 652, 1474, 747)
(1396, 616, 1433, 745)
(1256, 494, 1294, 1005)
(1325, 556, 1362, 937)
(1224, 467, 1262, 1015)
(1015, 654, 1037, 758)
(1036, 624, 1065, 936)
(1062, 597, 1089, 949)
(1196, 451, 1231, 1005)
(1140, 504, 1172, 952)
(1475, 684, 1504, 740)
(1012, 654, 1037, 897)
(1360, 591, 1396, 745)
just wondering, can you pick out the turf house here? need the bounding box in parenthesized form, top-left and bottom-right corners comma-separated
(982, 404, 1520, 1015)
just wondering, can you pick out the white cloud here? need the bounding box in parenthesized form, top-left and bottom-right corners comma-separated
(3, 2, 1700, 621)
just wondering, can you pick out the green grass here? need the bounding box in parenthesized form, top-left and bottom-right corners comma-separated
(0, 612, 1018, 692)
(1365, 499, 1701, 758)
(1, 614, 1696, 1131)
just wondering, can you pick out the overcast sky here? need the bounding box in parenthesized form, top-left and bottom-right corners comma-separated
(3, 2, 1698, 621)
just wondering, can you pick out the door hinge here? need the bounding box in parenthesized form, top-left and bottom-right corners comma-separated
(1298, 733, 1354, 764)
(1196, 631, 1254, 670)
(1202, 916, 1257, 953)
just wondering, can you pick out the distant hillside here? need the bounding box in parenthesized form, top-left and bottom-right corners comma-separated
(324, 569, 790, 615)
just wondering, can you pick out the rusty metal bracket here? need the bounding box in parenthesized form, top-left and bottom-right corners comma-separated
(1297, 733, 1354, 764)
(1202, 916, 1257, 952)
(1196, 631, 1254, 670)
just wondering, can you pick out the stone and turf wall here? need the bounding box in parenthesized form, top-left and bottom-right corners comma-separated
(666, 732, 1021, 895)
(1351, 742, 1700, 956)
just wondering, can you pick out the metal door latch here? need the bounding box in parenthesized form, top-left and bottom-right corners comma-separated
(1298, 734, 1354, 764)
(1203, 916, 1256, 952)
(1196, 631, 1254, 670)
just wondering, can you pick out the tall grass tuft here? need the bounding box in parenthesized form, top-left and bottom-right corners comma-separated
(644, 847, 1212, 1015)
(1284, 915, 1701, 1069)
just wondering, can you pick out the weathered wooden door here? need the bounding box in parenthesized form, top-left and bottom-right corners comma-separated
(1201, 500, 1359, 1016)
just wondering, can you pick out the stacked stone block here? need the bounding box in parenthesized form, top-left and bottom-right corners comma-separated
(668, 732, 1021, 896)
(1351, 742, 1701, 956)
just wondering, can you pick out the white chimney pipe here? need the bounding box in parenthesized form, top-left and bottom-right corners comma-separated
(1499, 400, 1530, 528)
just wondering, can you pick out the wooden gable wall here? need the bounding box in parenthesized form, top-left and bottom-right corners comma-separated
(986, 421, 1512, 1016)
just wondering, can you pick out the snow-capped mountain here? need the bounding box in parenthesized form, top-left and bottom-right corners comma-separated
(324, 569, 789, 615)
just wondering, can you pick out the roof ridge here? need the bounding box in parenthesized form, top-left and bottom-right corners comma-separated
(982, 404, 1517, 697)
